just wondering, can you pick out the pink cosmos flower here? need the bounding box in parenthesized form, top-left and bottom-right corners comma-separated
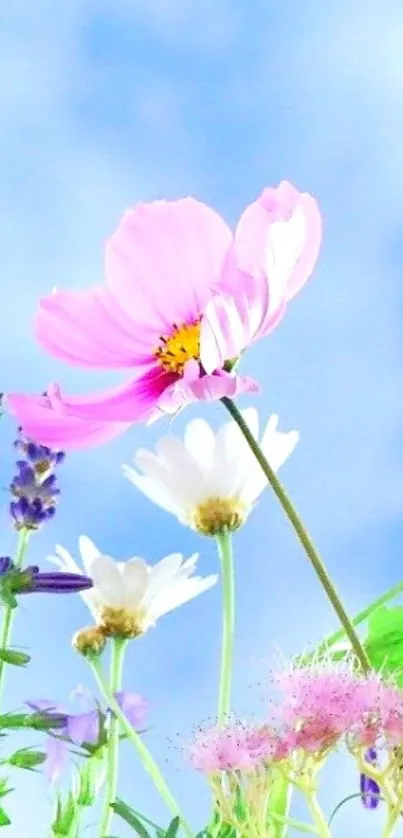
(188, 722, 278, 774)
(8, 183, 321, 448)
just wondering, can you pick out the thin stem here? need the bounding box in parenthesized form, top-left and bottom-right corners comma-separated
(268, 771, 293, 838)
(98, 638, 127, 838)
(306, 793, 332, 838)
(216, 531, 235, 722)
(0, 528, 30, 708)
(88, 657, 194, 838)
(221, 398, 371, 674)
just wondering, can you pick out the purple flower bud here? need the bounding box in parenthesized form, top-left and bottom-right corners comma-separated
(0, 557, 13, 575)
(360, 748, 381, 809)
(21, 570, 93, 595)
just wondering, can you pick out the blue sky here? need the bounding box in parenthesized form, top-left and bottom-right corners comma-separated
(1, 1, 403, 835)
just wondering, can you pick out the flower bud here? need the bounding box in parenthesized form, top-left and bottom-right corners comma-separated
(72, 627, 107, 658)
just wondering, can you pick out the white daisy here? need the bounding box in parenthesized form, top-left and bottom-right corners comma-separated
(123, 408, 299, 535)
(49, 536, 217, 638)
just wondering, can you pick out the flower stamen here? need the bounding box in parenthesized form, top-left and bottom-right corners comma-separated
(154, 321, 201, 373)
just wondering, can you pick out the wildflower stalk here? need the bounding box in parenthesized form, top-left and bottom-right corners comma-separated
(221, 398, 370, 674)
(88, 656, 194, 838)
(216, 531, 235, 722)
(306, 791, 332, 837)
(98, 637, 127, 838)
(221, 397, 371, 837)
(0, 527, 30, 708)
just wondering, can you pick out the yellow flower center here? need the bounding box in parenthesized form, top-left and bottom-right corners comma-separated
(98, 606, 148, 639)
(190, 496, 248, 536)
(154, 321, 201, 374)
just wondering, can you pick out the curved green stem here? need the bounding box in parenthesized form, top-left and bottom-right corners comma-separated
(0, 528, 30, 708)
(98, 638, 127, 838)
(88, 657, 194, 838)
(221, 398, 371, 674)
(216, 532, 235, 722)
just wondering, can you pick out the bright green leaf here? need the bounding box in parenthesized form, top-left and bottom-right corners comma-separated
(0, 649, 30, 667)
(112, 799, 151, 837)
(165, 817, 180, 837)
(0, 807, 10, 827)
(364, 606, 403, 682)
(8, 747, 45, 771)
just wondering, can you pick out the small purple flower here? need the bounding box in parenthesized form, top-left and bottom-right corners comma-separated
(9, 429, 65, 530)
(360, 748, 381, 809)
(114, 691, 151, 728)
(27, 690, 150, 783)
(27, 700, 100, 783)
(0, 557, 13, 575)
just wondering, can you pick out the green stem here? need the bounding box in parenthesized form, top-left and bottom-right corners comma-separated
(98, 638, 127, 838)
(0, 528, 30, 708)
(88, 657, 194, 838)
(221, 398, 371, 674)
(216, 532, 235, 722)
(268, 771, 293, 838)
(306, 793, 331, 837)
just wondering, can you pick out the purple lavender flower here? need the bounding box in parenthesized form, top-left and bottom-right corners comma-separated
(10, 430, 65, 530)
(360, 748, 381, 809)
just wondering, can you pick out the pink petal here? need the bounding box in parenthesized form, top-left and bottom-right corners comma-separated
(235, 180, 321, 318)
(158, 366, 259, 413)
(35, 287, 155, 369)
(105, 198, 233, 329)
(59, 367, 176, 422)
(7, 389, 132, 449)
(200, 270, 276, 371)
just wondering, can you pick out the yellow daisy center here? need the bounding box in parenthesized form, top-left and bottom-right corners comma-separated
(98, 606, 147, 639)
(154, 321, 201, 374)
(190, 496, 248, 536)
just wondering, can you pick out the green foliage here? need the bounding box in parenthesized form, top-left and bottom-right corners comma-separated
(0, 808, 11, 828)
(73, 749, 106, 807)
(51, 792, 79, 837)
(0, 648, 30, 667)
(165, 818, 180, 837)
(5, 746, 45, 771)
(364, 605, 403, 681)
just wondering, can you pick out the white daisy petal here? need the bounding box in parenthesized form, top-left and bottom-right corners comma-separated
(149, 574, 218, 620)
(142, 553, 186, 608)
(89, 555, 125, 606)
(125, 409, 297, 535)
(78, 535, 101, 576)
(183, 418, 216, 470)
(121, 559, 149, 610)
(123, 467, 184, 517)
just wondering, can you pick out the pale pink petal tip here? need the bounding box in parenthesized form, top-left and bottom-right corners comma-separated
(7, 389, 131, 449)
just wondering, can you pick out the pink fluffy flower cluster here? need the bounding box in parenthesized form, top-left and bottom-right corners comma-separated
(190, 667, 403, 773)
(7, 182, 321, 448)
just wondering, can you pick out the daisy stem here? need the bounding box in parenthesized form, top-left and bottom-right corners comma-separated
(0, 527, 30, 709)
(89, 656, 194, 838)
(221, 398, 371, 674)
(216, 531, 235, 722)
(98, 637, 127, 838)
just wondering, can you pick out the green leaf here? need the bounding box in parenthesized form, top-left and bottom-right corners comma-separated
(51, 792, 79, 836)
(112, 800, 152, 837)
(364, 606, 403, 681)
(0, 648, 30, 667)
(7, 747, 46, 771)
(297, 580, 403, 666)
(0, 807, 11, 827)
(165, 817, 180, 837)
